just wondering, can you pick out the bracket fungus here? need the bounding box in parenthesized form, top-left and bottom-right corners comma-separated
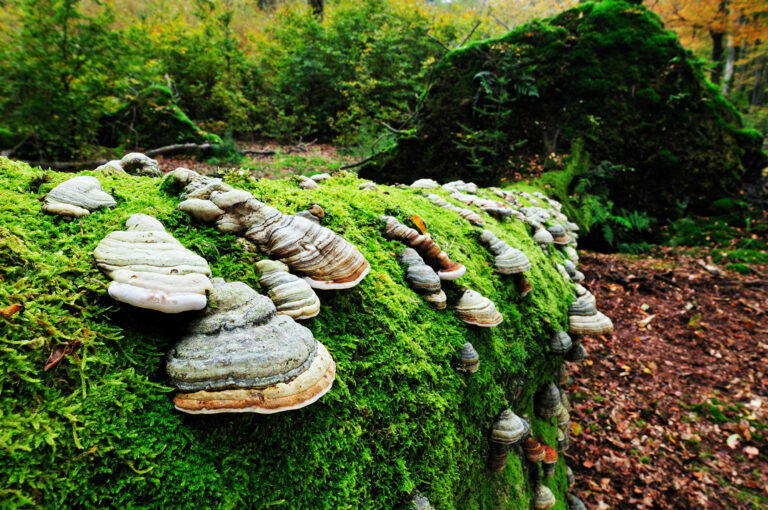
(534, 483, 556, 509)
(423, 193, 486, 226)
(167, 279, 335, 414)
(524, 438, 547, 463)
(442, 180, 478, 194)
(542, 444, 558, 478)
(409, 489, 436, 510)
(93, 214, 212, 313)
(455, 289, 503, 327)
(458, 342, 479, 373)
(547, 224, 570, 245)
(120, 152, 161, 176)
(381, 216, 465, 280)
(565, 340, 589, 362)
(398, 248, 447, 310)
(256, 260, 320, 320)
(170, 170, 371, 290)
(479, 230, 532, 296)
(533, 227, 554, 247)
(42, 176, 116, 218)
(567, 493, 587, 510)
(568, 298, 614, 336)
(410, 178, 440, 189)
(487, 409, 526, 472)
(549, 331, 573, 356)
(310, 173, 331, 182)
(535, 382, 562, 419)
(299, 177, 319, 190)
(295, 204, 325, 224)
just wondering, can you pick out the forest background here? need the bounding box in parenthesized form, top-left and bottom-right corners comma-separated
(1, 0, 766, 162)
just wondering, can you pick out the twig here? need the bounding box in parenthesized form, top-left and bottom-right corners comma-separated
(488, 7, 511, 31)
(459, 20, 482, 47)
(427, 33, 454, 52)
(1, 132, 32, 158)
(376, 120, 411, 135)
(339, 154, 379, 170)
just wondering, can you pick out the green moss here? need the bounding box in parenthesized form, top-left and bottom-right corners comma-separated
(361, 0, 767, 219)
(0, 157, 575, 508)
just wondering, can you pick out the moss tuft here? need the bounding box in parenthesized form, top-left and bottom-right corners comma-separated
(361, 0, 767, 219)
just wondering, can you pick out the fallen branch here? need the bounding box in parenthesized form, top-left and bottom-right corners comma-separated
(242, 149, 276, 156)
(19, 142, 216, 171)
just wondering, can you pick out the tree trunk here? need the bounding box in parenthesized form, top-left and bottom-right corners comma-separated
(710, 30, 725, 85)
(308, 0, 323, 18)
(721, 35, 738, 95)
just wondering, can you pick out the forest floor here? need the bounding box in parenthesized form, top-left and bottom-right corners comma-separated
(159, 145, 768, 508)
(570, 249, 768, 509)
(156, 141, 353, 178)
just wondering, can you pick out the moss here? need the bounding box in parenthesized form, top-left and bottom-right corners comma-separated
(361, 0, 767, 219)
(0, 157, 576, 508)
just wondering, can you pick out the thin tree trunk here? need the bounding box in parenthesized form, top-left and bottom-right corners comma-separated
(710, 30, 725, 85)
(721, 35, 737, 95)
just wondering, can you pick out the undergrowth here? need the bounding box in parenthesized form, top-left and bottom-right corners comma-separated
(0, 157, 575, 509)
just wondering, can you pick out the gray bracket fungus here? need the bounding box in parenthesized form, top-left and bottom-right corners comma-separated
(42, 176, 116, 218)
(120, 152, 161, 177)
(423, 193, 485, 227)
(442, 180, 478, 194)
(381, 216, 466, 280)
(535, 382, 563, 419)
(457, 342, 479, 373)
(410, 178, 440, 189)
(567, 493, 587, 510)
(533, 483, 556, 509)
(454, 289, 503, 327)
(167, 168, 370, 290)
(310, 172, 332, 182)
(167, 279, 335, 414)
(568, 296, 614, 336)
(397, 248, 446, 310)
(93, 214, 212, 313)
(94, 152, 160, 177)
(549, 331, 573, 356)
(256, 259, 320, 320)
(490, 409, 527, 446)
(479, 229, 533, 296)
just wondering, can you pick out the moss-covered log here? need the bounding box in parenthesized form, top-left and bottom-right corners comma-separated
(0, 158, 585, 508)
(361, 0, 766, 218)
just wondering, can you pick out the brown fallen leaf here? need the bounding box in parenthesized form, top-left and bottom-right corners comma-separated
(411, 214, 427, 235)
(1, 304, 24, 318)
(44, 338, 81, 371)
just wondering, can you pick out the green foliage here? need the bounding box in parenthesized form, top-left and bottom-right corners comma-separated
(0, 0, 127, 159)
(98, 85, 221, 150)
(0, 157, 574, 508)
(363, 0, 767, 220)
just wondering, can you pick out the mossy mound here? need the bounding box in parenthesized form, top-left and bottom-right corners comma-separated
(98, 85, 221, 150)
(361, 0, 766, 218)
(1, 158, 577, 508)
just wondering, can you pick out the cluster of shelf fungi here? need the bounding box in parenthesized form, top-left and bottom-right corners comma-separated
(41, 156, 614, 509)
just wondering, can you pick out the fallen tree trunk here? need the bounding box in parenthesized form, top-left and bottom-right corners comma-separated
(19, 143, 216, 171)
